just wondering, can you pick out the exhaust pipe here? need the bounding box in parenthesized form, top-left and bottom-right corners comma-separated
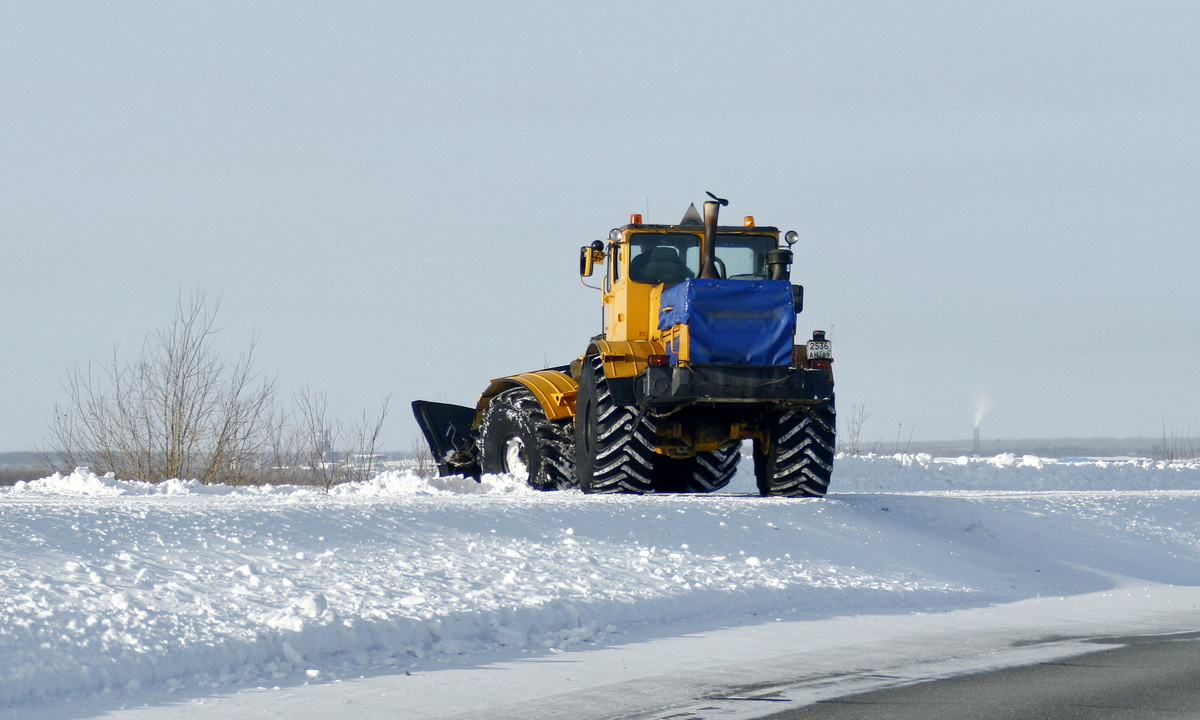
(700, 192, 728, 279)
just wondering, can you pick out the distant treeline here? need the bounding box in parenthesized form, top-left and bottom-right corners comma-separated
(0, 451, 40, 466)
(0, 453, 44, 485)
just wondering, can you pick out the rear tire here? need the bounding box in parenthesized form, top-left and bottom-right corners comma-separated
(652, 445, 741, 493)
(754, 400, 835, 497)
(575, 356, 655, 494)
(478, 387, 575, 490)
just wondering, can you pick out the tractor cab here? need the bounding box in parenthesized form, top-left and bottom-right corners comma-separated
(579, 203, 800, 346)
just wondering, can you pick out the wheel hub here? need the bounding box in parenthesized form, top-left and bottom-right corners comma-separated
(502, 435, 529, 481)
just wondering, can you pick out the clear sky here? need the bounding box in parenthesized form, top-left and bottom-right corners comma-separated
(3, 1, 1198, 452)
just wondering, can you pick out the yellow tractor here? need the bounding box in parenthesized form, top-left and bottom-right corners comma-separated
(414, 194, 835, 496)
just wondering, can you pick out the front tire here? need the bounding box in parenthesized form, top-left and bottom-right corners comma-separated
(575, 356, 655, 493)
(753, 400, 835, 497)
(478, 387, 575, 490)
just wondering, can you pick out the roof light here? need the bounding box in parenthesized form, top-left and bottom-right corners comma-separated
(743, 216, 755, 227)
(630, 214, 643, 225)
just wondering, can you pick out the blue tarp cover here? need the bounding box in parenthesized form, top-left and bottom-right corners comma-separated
(659, 279, 795, 366)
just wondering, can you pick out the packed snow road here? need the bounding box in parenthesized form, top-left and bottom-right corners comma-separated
(3, 453, 1200, 718)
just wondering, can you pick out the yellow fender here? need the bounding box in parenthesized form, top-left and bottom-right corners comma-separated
(476, 369, 579, 423)
(474, 340, 666, 426)
(586, 339, 667, 379)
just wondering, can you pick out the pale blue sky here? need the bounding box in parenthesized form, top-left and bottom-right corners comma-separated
(3, 1, 1198, 451)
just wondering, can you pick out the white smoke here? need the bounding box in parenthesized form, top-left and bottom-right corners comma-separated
(974, 393, 993, 429)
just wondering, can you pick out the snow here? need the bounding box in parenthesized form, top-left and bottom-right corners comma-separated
(3, 453, 1200, 718)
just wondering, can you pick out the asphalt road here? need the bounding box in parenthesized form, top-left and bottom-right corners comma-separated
(760, 631, 1200, 720)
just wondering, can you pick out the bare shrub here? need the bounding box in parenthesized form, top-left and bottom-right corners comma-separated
(287, 387, 391, 490)
(44, 291, 391, 487)
(841, 402, 869, 455)
(411, 433, 436, 478)
(46, 291, 278, 484)
(893, 421, 915, 455)
(1160, 420, 1196, 463)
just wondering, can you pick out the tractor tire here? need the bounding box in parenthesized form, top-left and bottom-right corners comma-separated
(753, 400, 835, 497)
(652, 445, 741, 493)
(575, 355, 655, 494)
(478, 386, 576, 490)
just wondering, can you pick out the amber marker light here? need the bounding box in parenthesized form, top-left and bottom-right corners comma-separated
(743, 216, 755, 227)
(630, 214, 643, 224)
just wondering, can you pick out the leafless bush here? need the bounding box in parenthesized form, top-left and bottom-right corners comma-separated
(841, 402, 869, 455)
(45, 291, 278, 484)
(286, 387, 391, 491)
(411, 433, 436, 478)
(44, 291, 391, 487)
(893, 421, 915, 455)
(1159, 420, 1196, 463)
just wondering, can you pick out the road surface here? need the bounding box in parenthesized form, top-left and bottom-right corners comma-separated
(758, 631, 1200, 720)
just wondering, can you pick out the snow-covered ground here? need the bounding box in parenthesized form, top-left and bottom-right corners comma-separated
(4, 452, 1200, 719)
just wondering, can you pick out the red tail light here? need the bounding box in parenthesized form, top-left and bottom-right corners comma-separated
(647, 354, 670, 367)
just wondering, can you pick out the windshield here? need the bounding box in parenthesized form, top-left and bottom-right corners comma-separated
(628, 232, 778, 284)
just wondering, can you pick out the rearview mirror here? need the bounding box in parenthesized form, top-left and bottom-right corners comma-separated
(579, 240, 604, 277)
(580, 246, 595, 277)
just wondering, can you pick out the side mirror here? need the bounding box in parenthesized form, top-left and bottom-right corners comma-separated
(791, 284, 804, 314)
(579, 240, 604, 277)
(580, 246, 594, 277)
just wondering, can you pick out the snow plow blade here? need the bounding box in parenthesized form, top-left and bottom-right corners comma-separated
(411, 400, 480, 478)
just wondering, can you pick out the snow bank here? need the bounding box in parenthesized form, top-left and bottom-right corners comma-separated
(834, 452, 1200, 491)
(9, 467, 538, 498)
(18, 452, 1197, 500)
(3, 456, 1200, 708)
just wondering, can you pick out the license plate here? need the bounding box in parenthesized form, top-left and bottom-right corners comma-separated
(806, 340, 833, 359)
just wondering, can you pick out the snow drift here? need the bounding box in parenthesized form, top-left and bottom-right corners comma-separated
(3, 453, 1200, 709)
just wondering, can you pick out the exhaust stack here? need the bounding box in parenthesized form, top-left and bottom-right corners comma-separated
(700, 192, 728, 279)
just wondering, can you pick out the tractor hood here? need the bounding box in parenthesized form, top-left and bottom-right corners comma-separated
(658, 278, 796, 366)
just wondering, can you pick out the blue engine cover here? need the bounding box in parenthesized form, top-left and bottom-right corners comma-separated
(659, 279, 796, 366)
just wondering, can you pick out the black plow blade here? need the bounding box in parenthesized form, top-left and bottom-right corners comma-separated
(411, 400, 480, 478)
